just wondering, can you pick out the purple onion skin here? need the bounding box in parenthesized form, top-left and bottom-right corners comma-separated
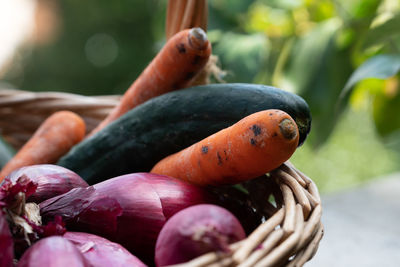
(155, 204, 246, 267)
(64, 232, 147, 267)
(17, 236, 89, 267)
(0, 211, 13, 267)
(7, 164, 88, 203)
(40, 173, 214, 265)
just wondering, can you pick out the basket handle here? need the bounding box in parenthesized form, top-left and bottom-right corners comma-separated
(165, 0, 226, 86)
(165, 0, 208, 40)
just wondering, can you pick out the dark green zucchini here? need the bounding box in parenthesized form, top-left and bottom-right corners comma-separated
(58, 83, 311, 184)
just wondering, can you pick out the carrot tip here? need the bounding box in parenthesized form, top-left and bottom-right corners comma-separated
(189, 27, 208, 50)
(279, 118, 298, 140)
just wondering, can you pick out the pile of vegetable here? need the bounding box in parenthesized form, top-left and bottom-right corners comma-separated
(0, 27, 312, 266)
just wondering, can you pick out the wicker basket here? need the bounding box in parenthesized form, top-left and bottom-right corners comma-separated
(172, 161, 323, 267)
(0, 89, 323, 267)
(0, 1, 323, 265)
(0, 89, 120, 150)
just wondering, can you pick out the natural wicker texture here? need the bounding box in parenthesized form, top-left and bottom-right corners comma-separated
(165, 0, 208, 40)
(170, 161, 323, 267)
(0, 89, 120, 150)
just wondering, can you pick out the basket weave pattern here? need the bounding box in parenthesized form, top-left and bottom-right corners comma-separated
(173, 161, 323, 267)
(0, 89, 120, 150)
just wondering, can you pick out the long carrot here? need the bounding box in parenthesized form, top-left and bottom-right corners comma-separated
(89, 27, 212, 136)
(151, 109, 299, 186)
(0, 111, 85, 182)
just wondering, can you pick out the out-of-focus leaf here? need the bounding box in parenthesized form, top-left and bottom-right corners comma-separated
(363, 13, 400, 49)
(336, 28, 356, 48)
(245, 3, 293, 37)
(213, 32, 270, 83)
(271, 38, 295, 86)
(340, 54, 400, 101)
(305, 43, 353, 147)
(349, 78, 384, 110)
(337, 0, 381, 20)
(262, 0, 302, 10)
(211, 0, 253, 15)
(306, 0, 336, 22)
(280, 18, 354, 147)
(279, 19, 342, 93)
(0, 136, 15, 169)
(208, 0, 253, 31)
(372, 76, 400, 137)
(352, 0, 381, 19)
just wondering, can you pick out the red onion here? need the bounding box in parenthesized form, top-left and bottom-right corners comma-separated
(6, 164, 88, 203)
(39, 173, 214, 264)
(0, 176, 37, 207)
(1, 176, 38, 258)
(17, 236, 89, 267)
(155, 204, 246, 266)
(0, 211, 13, 267)
(64, 232, 147, 267)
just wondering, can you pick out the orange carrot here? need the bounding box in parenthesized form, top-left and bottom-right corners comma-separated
(89, 27, 212, 136)
(0, 111, 85, 182)
(151, 109, 299, 186)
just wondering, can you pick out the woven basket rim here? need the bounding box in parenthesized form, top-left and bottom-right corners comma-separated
(170, 161, 323, 267)
(0, 89, 120, 150)
(0, 89, 323, 266)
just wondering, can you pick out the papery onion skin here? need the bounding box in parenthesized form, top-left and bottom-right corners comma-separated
(40, 173, 214, 265)
(155, 204, 246, 266)
(0, 176, 38, 259)
(17, 236, 89, 267)
(64, 232, 147, 267)
(7, 164, 88, 203)
(0, 211, 13, 267)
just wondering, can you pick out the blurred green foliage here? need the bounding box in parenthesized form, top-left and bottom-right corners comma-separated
(291, 108, 400, 193)
(4, 0, 166, 95)
(208, 0, 400, 148)
(2, 0, 400, 192)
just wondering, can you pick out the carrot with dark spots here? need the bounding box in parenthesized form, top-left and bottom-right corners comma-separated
(151, 109, 299, 186)
(192, 55, 202, 65)
(89, 27, 211, 136)
(176, 43, 186, 53)
(251, 125, 262, 136)
(0, 111, 86, 182)
(185, 72, 196, 80)
(217, 152, 223, 165)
